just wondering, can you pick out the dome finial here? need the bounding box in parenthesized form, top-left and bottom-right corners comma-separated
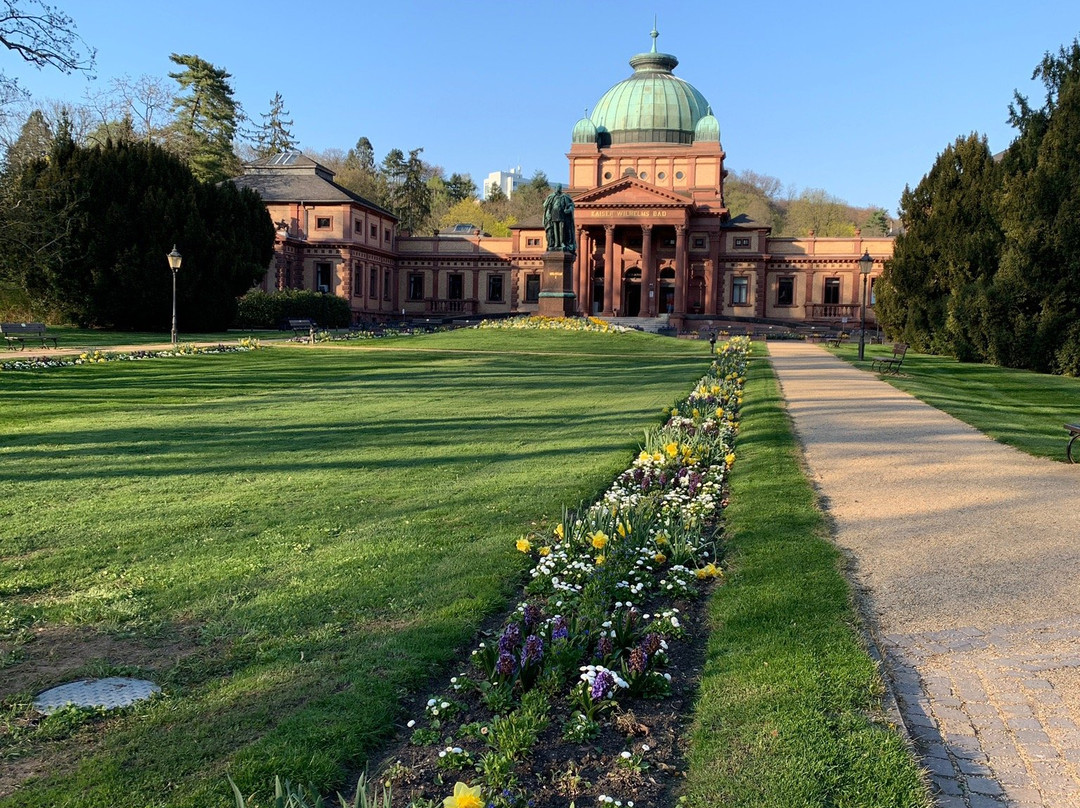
(650, 17, 659, 52)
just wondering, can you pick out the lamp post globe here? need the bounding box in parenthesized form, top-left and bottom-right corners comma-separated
(857, 250, 873, 361)
(167, 246, 182, 345)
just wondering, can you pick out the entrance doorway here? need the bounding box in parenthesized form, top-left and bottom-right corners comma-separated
(623, 268, 642, 316)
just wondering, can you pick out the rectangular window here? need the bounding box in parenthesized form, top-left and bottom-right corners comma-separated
(370, 223, 378, 238)
(525, 273, 541, 303)
(777, 277, 795, 306)
(732, 276, 749, 305)
(487, 273, 504, 302)
(384, 228, 391, 242)
(692, 237, 706, 249)
(734, 236, 751, 249)
(354, 219, 363, 233)
(316, 216, 331, 229)
(316, 262, 332, 293)
(383, 269, 391, 301)
(408, 272, 425, 301)
(526, 237, 541, 247)
(369, 266, 378, 299)
(824, 278, 841, 305)
(870, 277, 877, 306)
(353, 264, 363, 297)
(447, 274, 464, 301)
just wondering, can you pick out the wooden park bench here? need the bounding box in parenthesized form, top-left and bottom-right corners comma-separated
(871, 342, 908, 374)
(1, 322, 58, 350)
(825, 332, 847, 347)
(284, 318, 317, 336)
(1065, 423, 1080, 463)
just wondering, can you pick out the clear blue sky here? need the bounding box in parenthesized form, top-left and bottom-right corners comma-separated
(8, 0, 1080, 215)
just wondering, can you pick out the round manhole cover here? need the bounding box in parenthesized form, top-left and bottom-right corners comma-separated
(34, 677, 161, 714)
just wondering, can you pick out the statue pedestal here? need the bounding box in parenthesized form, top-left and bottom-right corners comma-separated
(537, 250, 577, 317)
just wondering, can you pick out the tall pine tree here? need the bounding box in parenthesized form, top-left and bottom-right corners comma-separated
(251, 91, 295, 158)
(168, 53, 240, 183)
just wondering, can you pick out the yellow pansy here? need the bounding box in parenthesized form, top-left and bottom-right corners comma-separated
(516, 538, 532, 553)
(443, 781, 484, 808)
(590, 531, 608, 550)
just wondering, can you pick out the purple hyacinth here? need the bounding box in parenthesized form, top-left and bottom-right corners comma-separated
(522, 603, 541, 629)
(496, 651, 517, 677)
(551, 616, 569, 641)
(595, 636, 613, 660)
(498, 623, 521, 655)
(591, 669, 614, 700)
(629, 646, 648, 674)
(521, 634, 544, 665)
(642, 633, 662, 655)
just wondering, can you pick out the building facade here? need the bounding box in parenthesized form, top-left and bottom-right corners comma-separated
(234, 35, 890, 331)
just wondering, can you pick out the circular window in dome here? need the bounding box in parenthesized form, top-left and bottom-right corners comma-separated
(658, 172, 666, 180)
(639, 171, 647, 180)
(675, 171, 685, 180)
(604, 171, 612, 180)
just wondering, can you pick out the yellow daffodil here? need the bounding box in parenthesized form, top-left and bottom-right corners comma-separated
(539, 545, 551, 557)
(616, 522, 629, 538)
(590, 531, 608, 550)
(655, 533, 669, 546)
(692, 408, 700, 418)
(654, 552, 667, 564)
(516, 538, 532, 553)
(554, 523, 564, 540)
(664, 442, 678, 458)
(443, 781, 484, 808)
(638, 450, 652, 463)
(652, 451, 663, 463)
(725, 453, 736, 467)
(595, 554, 605, 565)
(695, 562, 720, 579)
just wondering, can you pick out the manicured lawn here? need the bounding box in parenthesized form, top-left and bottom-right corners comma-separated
(0, 329, 710, 808)
(682, 346, 930, 808)
(7, 325, 286, 350)
(830, 342, 1080, 461)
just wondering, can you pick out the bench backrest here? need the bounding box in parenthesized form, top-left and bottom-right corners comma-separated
(1, 322, 46, 335)
(893, 343, 908, 358)
(286, 318, 315, 327)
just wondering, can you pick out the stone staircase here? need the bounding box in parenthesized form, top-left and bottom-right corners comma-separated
(599, 316, 674, 334)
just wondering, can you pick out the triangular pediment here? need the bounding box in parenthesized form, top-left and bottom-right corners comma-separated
(573, 177, 693, 208)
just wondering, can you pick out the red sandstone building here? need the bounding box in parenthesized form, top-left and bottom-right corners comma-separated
(233, 34, 890, 331)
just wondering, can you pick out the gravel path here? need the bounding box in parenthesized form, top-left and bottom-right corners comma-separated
(767, 341, 1080, 808)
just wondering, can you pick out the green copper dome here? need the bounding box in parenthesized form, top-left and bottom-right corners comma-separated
(572, 112, 599, 144)
(693, 107, 720, 142)
(588, 31, 711, 146)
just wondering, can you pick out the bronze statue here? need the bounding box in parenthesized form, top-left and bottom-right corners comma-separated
(543, 184, 576, 252)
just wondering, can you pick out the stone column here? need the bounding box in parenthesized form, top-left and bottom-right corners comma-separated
(641, 224, 655, 317)
(577, 227, 589, 315)
(674, 225, 687, 317)
(603, 224, 615, 316)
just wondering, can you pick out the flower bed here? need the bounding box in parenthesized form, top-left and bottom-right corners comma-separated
(477, 316, 631, 334)
(333, 337, 751, 808)
(0, 340, 261, 372)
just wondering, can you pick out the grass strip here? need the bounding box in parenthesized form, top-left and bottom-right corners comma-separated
(681, 345, 930, 808)
(830, 342, 1080, 461)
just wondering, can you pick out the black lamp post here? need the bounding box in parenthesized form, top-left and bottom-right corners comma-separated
(167, 245, 182, 345)
(858, 250, 873, 360)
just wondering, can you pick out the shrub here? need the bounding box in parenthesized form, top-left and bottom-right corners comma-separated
(234, 290, 351, 329)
